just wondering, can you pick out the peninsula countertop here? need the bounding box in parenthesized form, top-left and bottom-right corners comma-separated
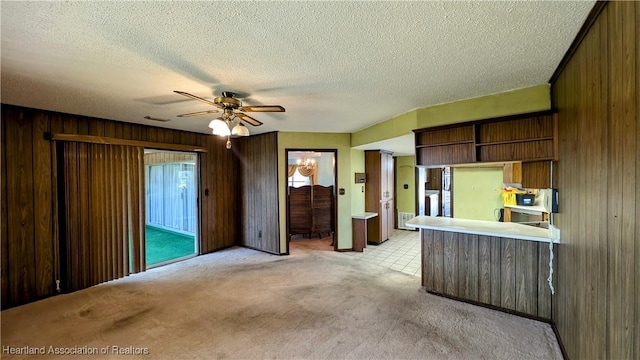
(406, 216, 558, 243)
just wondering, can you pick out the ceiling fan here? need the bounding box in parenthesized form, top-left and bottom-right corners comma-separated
(173, 90, 285, 149)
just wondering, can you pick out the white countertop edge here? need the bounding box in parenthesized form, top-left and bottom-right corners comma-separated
(406, 216, 559, 244)
(351, 212, 378, 220)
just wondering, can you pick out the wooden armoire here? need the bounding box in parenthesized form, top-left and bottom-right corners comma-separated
(365, 150, 394, 244)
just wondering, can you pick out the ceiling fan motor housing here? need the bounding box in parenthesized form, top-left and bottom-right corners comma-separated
(214, 92, 242, 109)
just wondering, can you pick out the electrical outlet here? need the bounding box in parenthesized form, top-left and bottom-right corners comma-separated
(258, 230, 262, 238)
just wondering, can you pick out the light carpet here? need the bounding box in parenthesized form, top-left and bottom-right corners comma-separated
(1, 243, 562, 359)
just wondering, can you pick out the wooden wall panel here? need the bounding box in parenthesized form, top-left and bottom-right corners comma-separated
(432, 230, 444, 293)
(442, 232, 458, 296)
(457, 233, 478, 301)
(1, 104, 238, 308)
(552, 1, 639, 358)
(1, 112, 9, 302)
(478, 236, 491, 304)
(198, 138, 209, 253)
(199, 134, 238, 253)
(607, 3, 636, 358)
(499, 238, 516, 311)
(4, 107, 37, 304)
(422, 229, 434, 289)
(235, 133, 280, 254)
(421, 230, 553, 319)
(636, 4, 640, 359)
(521, 161, 551, 189)
(537, 241, 552, 320)
(489, 237, 501, 307)
(515, 240, 537, 315)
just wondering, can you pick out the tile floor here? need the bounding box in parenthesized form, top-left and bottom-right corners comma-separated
(344, 229, 421, 277)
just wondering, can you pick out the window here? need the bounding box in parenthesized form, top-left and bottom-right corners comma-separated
(288, 168, 311, 187)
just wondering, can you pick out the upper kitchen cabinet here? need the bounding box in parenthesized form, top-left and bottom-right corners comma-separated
(414, 125, 476, 166)
(475, 112, 557, 163)
(414, 110, 557, 167)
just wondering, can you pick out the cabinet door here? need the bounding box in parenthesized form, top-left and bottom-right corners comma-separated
(381, 153, 393, 200)
(380, 202, 388, 241)
(380, 153, 387, 199)
(386, 154, 394, 200)
(386, 199, 395, 236)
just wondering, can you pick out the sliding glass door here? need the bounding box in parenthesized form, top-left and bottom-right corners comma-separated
(144, 150, 198, 267)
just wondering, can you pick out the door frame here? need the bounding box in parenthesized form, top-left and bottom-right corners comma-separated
(285, 148, 338, 253)
(143, 149, 199, 268)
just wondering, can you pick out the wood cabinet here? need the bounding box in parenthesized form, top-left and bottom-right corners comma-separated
(415, 125, 476, 166)
(421, 229, 555, 319)
(475, 113, 557, 163)
(288, 185, 334, 239)
(414, 111, 558, 167)
(365, 150, 394, 244)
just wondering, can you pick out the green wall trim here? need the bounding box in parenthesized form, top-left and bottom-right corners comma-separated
(416, 84, 551, 128)
(351, 84, 550, 148)
(351, 111, 418, 147)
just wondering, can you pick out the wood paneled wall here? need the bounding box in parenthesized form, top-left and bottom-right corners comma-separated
(521, 161, 551, 189)
(552, 1, 639, 358)
(421, 229, 554, 319)
(234, 133, 281, 254)
(1, 104, 238, 308)
(199, 134, 239, 253)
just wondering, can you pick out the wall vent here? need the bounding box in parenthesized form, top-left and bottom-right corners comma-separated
(397, 212, 416, 230)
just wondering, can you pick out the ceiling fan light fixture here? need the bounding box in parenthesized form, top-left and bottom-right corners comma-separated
(209, 119, 230, 136)
(231, 123, 250, 137)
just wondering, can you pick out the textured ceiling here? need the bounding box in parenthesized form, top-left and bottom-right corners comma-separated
(1, 1, 593, 150)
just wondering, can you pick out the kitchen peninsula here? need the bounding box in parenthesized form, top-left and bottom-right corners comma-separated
(406, 216, 558, 320)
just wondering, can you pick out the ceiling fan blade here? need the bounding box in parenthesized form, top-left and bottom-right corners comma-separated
(236, 113, 263, 126)
(173, 90, 220, 107)
(176, 109, 220, 118)
(240, 105, 285, 112)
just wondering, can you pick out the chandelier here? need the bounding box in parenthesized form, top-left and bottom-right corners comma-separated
(208, 109, 250, 149)
(296, 157, 316, 170)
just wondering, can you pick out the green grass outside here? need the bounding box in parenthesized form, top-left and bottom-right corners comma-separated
(145, 225, 195, 266)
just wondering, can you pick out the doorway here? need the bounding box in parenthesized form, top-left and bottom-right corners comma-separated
(416, 166, 452, 217)
(285, 149, 337, 253)
(144, 150, 198, 267)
